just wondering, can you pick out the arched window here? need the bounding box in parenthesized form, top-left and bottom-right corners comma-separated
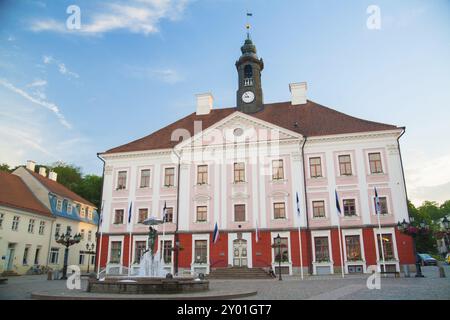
(244, 64, 253, 78)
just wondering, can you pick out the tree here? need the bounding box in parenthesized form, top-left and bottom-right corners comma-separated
(49, 162, 83, 192)
(0, 163, 12, 173)
(74, 175, 103, 209)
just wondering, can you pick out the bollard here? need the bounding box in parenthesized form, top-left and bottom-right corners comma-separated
(47, 270, 53, 281)
(439, 266, 446, 278)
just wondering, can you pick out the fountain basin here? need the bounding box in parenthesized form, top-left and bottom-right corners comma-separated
(87, 277, 209, 294)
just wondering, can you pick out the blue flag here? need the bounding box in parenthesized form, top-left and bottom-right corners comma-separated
(335, 190, 341, 216)
(296, 192, 301, 217)
(247, 13, 253, 16)
(213, 222, 219, 244)
(128, 201, 133, 223)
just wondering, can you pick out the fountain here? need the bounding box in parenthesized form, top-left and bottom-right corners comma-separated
(87, 217, 209, 294)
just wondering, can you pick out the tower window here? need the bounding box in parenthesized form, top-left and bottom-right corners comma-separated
(244, 65, 253, 78)
(244, 78, 253, 86)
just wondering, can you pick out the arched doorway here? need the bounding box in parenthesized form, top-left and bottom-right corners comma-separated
(233, 239, 248, 267)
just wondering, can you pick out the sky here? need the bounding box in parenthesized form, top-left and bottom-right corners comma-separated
(0, 0, 449, 206)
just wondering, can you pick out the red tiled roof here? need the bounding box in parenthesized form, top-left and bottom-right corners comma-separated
(104, 100, 399, 154)
(26, 169, 96, 207)
(0, 171, 52, 217)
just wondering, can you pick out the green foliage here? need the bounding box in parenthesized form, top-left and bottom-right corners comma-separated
(49, 162, 83, 192)
(74, 175, 103, 209)
(408, 200, 450, 254)
(0, 163, 12, 172)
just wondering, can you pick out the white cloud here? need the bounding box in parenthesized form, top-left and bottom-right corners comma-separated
(404, 150, 450, 205)
(125, 65, 183, 84)
(29, 0, 189, 36)
(42, 55, 79, 79)
(27, 79, 47, 87)
(0, 79, 71, 129)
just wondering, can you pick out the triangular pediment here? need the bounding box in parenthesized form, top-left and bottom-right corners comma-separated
(176, 111, 302, 150)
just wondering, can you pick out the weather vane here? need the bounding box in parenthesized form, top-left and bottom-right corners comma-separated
(246, 12, 253, 38)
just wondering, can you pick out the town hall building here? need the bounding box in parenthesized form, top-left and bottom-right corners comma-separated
(96, 33, 415, 277)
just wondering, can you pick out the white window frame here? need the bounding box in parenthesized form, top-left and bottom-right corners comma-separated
(196, 164, 209, 185)
(159, 234, 175, 275)
(136, 207, 150, 224)
(56, 199, 63, 212)
(342, 229, 367, 273)
(191, 234, 210, 274)
(336, 152, 355, 177)
(28, 219, 35, 233)
(39, 221, 45, 235)
(307, 154, 326, 179)
(271, 200, 287, 220)
(373, 227, 400, 272)
(115, 169, 129, 190)
(310, 199, 328, 219)
(12, 216, 20, 231)
(341, 197, 359, 218)
(139, 168, 152, 189)
(232, 203, 247, 223)
(311, 230, 334, 275)
(80, 207, 86, 218)
(162, 166, 176, 188)
(271, 158, 285, 181)
(195, 204, 209, 223)
(49, 247, 59, 265)
(270, 231, 292, 275)
(372, 195, 391, 215)
(107, 236, 124, 273)
(365, 149, 386, 175)
(233, 162, 246, 183)
(67, 203, 72, 214)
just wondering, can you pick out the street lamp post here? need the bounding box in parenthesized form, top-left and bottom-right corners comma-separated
(85, 243, 95, 274)
(274, 234, 282, 281)
(54, 227, 82, 280)
(398, 218, 427, 278)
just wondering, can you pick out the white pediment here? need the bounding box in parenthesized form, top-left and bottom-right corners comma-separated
(176, 111, 302, 150)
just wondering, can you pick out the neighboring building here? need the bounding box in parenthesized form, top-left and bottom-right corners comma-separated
(0, 171, 54, 275)
(3, 162, 99, 274)
(437, 215, 450, 257)
(97, 33, 415, 276)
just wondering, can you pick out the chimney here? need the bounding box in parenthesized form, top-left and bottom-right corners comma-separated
(289, 82, 308, 105)
(26, 160, 36, 172)
(49, 171, 58, 181)
(39, 167, 47, 177)
(196, 93, 214, 115)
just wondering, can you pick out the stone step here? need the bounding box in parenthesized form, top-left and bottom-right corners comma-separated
(1, 271, 20, 277)
(208, 267, 273, 279)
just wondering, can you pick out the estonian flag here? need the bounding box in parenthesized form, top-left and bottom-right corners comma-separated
(213, 222, 219, 244)
(99, 201, 104, 226)
(374, 187, 381, 215)
(128, 201, 133, 224)
(247, 12, 253, 16)
(162, 201, 167, 222)
(296, 192, 301, 217)
(335, 190, 341, 216)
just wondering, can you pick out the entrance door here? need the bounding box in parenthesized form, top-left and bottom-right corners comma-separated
(6, 244, 15, 271)
(233, 239, 248, 267)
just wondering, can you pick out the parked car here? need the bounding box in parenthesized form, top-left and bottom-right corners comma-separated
(446, 253, 450, 265)
(417, 253, 438, 266)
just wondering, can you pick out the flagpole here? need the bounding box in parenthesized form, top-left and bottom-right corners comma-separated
(298, 225, 304, 280)
(375, 188, 386, 273)
(335, 191, 345, 278)
(128, 202, 133, 276)
(96, 200, 104, 279)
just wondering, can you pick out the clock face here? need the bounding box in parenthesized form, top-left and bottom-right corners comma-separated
(242, 91, 255, 103)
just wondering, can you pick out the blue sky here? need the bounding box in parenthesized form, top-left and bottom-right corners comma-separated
(0, 0, 449, 205)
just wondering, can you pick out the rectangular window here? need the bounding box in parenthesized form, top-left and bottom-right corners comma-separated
(312, 201, 326, 218)
(274, 237, 289, 262)
(55, 223, 61, 236)
(273, 202, 286, 219)
(140, 169, 151, 188)
(34, 247, 41, 265)
(0, 213, 3, 228)
(345, 235, 362, 261)
(234, 204, 246, 222)
(114, 209, 124, 224)
(80, 229, 85, 240)
(23, 246, 30, 265)
(369, 152, 383, 174)
(377, 234, 394, 260)
(374, 197, 388, 215)
(80, 207, 86, 218)
(134, 241, 147, 264)
(197, 165, 208, 185)
(79, 253, 85, 265)
(117, 171, 127, 190)
(343, 199, 357, 217)
(28, 219, 35, 233)
(49, 248, 59, 264)
(309, 157, 322, 178)
(138, 208, 148, 224)
(196, 206, 208, 222)
(67, 203, 72, 214)
(164, 168, 175, 187)
(160, 240, 173, 264)
(110, 241, 122, 264)
(88, 209, 93, 220)
(338, 155, 352, 176)
(272, 160, 284, 180)
(165, 207, 174, 223)
(56, 199, 63, 211)
(314, 237, 330, 262)
(39, 221, 45, 235)
(234, 162, 245, 183)
(88, 230, 92, 242)
(12, 216, 20, 231)
(194, 240, 207, 264)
